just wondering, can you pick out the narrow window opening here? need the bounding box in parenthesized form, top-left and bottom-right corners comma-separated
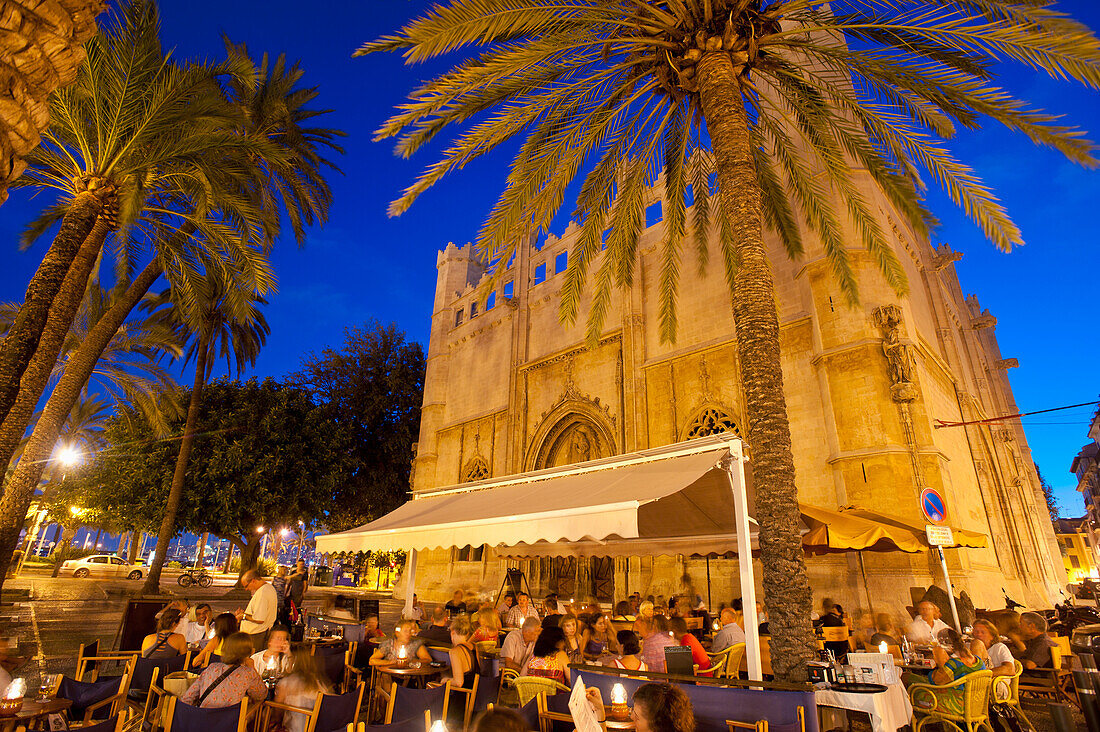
(533, 262, 547, 285)
(455, 309, 464, 327)
(645, 201, 662, 228)
(555, 251, 568, 274)
(487, 292, 497, 310)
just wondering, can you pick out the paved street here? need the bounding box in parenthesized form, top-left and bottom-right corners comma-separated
(0, 569, 403, 688)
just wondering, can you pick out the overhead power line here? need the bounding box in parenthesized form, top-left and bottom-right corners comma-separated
(933, 400, 1100, 429)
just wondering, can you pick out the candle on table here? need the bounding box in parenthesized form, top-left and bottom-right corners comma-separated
(878, 641, 888, 654)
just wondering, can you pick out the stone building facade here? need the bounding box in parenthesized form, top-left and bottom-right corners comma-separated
(408, 169, 1065, 617)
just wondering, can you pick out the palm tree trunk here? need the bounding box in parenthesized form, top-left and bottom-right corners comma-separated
(128, 530, 143, 563)
(51, 525, 75, 577)
(0, 260, 162, 593)
(696, 51, 816, 682)
(223, 541, 237, 574)
(0, 216, 112, 480)
(196, 532, 208, 567)
(0, 189, 106, 430)
(141, 338, 209, 593)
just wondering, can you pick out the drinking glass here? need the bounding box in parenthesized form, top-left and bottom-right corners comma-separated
(37, 674, 57, 702)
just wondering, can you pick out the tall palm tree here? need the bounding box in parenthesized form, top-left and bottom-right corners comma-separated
(140, 278, 269, 593)
(0, 28, 341, 589)
(364, 0, 1100, 679)
(0, 0, 261, 437)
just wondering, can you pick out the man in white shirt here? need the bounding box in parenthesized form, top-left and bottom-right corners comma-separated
(236, 569, 278, 652)
(906, 601, 950, 644)
(176, 602, 213, 645)
(502, 617, 540, 671)
(712, 605, 746, 651)
(504, 592, 540, 628)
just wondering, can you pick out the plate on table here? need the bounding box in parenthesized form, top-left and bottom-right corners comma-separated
(829, 682, 888, 694)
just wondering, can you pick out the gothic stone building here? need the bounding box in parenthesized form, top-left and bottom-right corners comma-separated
(407, 171, 1065, 617)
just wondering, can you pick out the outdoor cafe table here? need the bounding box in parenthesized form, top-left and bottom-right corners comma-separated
(0, 697, 72, 732)
(383, 664, 442, 688)
(814, 682, 912, 732)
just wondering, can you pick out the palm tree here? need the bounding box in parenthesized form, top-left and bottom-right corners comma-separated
(364, 0, 1100, 680)
(0, 0, 262, 438)
(0, 26, 341, 588)
(140, 277, 269, 593)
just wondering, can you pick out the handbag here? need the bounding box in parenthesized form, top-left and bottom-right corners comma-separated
(163, 671, 198, 698)
(989, 703, 1031, 732)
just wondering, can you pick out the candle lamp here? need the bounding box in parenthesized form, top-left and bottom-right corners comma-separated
(609, 683, 629, 721)
(878, 641, 888, 655)
(0, 679, 25, 716)
(430, 721, 447, 732)
(396, 645, 409, 668)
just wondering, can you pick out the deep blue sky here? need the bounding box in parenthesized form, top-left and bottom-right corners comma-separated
(1, 0, 1098, 516)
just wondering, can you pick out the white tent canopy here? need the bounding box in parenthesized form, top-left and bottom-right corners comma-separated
(314, 434, 763, 679)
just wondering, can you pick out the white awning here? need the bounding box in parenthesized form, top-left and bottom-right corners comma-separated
(315, 435, 750, 556)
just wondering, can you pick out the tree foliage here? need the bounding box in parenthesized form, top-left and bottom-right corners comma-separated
(290, 321, 425, 531)
(85, 378, 355, 564)
(1035, 461, 1061, 521)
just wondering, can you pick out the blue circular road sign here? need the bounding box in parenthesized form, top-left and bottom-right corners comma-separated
(920, 487, 947, 524)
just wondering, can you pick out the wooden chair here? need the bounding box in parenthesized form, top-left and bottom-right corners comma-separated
(1018, 644, 1078, 708)
(68, 714, 126, 732)
(497, 668, 519, 706)
(139, 683, 173, 732)
(511, 677, 570, 707)
(727, 718, 767, 732)
(260, 683, 365, 732)
(684, 617, 704, 631)
(446, 676, 480, 732)
(55, 657, 136, 725)
(908, 669, 995, 732)
(821, 627, 849, 643)
(384, 682, 449, 727)
(535, 691, 574, 732)
(77, 641, 139, 682)
(347, 711, 431, 732)
(885, 644, 903, 661)
(472, 641, 497, 657)
(311, 642, 351, 693)
(161, 696, 248, 732)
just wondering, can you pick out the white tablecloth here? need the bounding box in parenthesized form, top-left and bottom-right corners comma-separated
(815, 683, 913, 732)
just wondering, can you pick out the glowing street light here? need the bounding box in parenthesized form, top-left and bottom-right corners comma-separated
(57, 445, 81, 467)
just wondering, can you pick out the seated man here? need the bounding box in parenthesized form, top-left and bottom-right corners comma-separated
(711, 604, 746, 651)
(906, 601, 950, 644)
(501, 617, 540, 671)
(444, 590, 467, 617)
(370, 619, 433, 667)
(504, 592, 540, 628)
(419, 606, 454, 646)
(1013, 611, 1057, 673)
(637, 617, 676, 673)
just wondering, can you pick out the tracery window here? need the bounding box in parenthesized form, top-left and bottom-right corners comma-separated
(685, 406, 741, 439)
(462, 457, 490, 483)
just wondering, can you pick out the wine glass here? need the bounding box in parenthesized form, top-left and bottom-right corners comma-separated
(37, 674, 57, 702)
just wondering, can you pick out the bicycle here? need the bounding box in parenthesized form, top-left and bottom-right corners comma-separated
(177, 567, 214, 588)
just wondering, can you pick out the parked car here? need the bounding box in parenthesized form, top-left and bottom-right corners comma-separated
(61, 554, 144, 580)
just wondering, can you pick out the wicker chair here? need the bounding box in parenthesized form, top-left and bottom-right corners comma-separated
(993, 661, 1031, 731)
(908, 669, 995, 732)
(707, 643, 746, 679)
(511, 677, 570, 707)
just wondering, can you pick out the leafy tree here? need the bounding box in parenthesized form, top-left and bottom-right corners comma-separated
(1035, 462, 1061, 521)
(0, 17, 341, 589)
(88, 378, 355, 573)
(364, 0, 1100, 680)
(290, 321, 425, 531)
(140, 280, 269, 593)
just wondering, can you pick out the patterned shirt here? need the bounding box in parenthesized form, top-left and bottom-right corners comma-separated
(181, 663, 267, 708)
(641, 633, 677, 673)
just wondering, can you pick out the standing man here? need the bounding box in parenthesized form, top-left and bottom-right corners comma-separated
(287, 559, 308, 621)
(236, 569, 277, 652)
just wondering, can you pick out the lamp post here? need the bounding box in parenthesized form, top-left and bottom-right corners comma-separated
(17, 445, 81, 576)
(258, 526, 267, 564)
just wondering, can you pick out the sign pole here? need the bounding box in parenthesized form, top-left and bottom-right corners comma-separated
(936, 545, 962, 632)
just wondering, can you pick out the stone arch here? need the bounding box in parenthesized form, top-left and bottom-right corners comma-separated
(680, 404, 741, 441)
(461, 456, 490, 483)
(526, 403, 616, 471)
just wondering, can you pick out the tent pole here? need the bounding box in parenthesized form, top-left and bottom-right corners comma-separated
(937, 546, 962, 632)
(706, 556, 712, 612)
(403, 548, 418, 618)
(725, 440, 761, 681)
(858, 552, 874, 615)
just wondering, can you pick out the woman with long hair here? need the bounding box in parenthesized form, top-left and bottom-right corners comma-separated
(582, 613, 620, 660)
(525, 626, 571, 686)
(275, 646, 332, 732)
(970, 620, 1015, 676)
(606, 630, 647, 672)
(559, 615, 583, 664)
(192, 613, 239, 668)
(182, 633, 267, 708)
(141, 608, 187, 658)
(472, 606, 502, 643)
(444, 616, 478, 689)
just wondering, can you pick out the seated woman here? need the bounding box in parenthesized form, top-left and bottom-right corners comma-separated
(868, 612, 900, 648)
(560, 615, 584, 664)
(472, 607, 502, 644)
(971, 620, 1015, 676)
(249, 626, 292, 676)
(582, 613, 620, 660)
(524, 626, 571, 686)
(909, 628, 986, 715)
(363, 615, 385, 640)
(142, 608, 187, 658)
(606, 630, 647, 672)
(192, 613, 239, 668)
(275, 646, 331, 732)
(443, 616, 478, 690)
(182, 632, 267, 708)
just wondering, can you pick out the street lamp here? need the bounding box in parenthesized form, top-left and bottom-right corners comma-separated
(57, 445, 81, 467)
